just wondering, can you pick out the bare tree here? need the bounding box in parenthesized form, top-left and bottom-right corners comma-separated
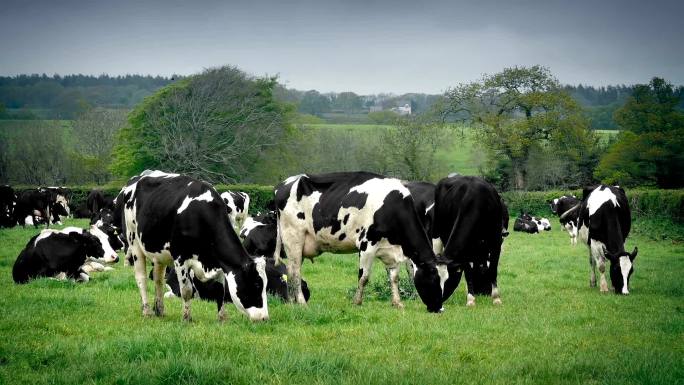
(72, 108, 127, 183)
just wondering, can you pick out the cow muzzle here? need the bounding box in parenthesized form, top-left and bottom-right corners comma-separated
(245, 307, 269, 322)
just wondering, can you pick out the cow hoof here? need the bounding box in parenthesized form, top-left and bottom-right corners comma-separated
(153, 305, 164, 317)
(493, 298, 502, 305)
(142, 305, 153, 317)
(466, 300, 476, 307)
(392, 302, 405, 310)
(183, 314, 192, 322)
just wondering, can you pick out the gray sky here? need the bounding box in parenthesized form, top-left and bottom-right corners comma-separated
(1, 0, 682, 94)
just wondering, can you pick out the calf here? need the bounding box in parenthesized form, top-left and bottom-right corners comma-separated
(12, 226, 119, 284)
(274, 172, 449, 312)
(576, 185, 638, 294)
(432, 176, 508, 306)
(220, 191, 250, 230)
(115, 170, 268, 322)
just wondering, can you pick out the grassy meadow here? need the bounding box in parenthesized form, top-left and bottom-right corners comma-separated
(0, 218, 682, 385)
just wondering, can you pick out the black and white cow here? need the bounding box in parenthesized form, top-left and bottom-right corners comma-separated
(12, 226, 119, 284)
(87, 189, 115, 214)
(115, 170, 268, 322)
(42, 187, 71, 224)
(90, 208, 125, 252)
(274, 172, 449, 313)
(571, 185, 638, 294)
(13, 189, 53, 228)
(239, 210, 281, 258)
(220, 191, 250, 230)
(513, 212, 539, 234)
(549, 195, 580, 216)
(0, 185, 16, 228)
(157, 258, 310, 304)
(431, 176, 509, 306)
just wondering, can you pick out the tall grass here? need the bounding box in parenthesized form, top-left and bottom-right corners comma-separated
(0, 218, 682, 384)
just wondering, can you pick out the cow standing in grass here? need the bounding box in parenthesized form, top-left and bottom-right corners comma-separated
(431, 175, 509, 306)
(570, 185, 638, 294)
(115, 170, 268, 322)
(550, 195, 581, 245)
(274, 172, 450, 313)
(221, 191, 250, 231)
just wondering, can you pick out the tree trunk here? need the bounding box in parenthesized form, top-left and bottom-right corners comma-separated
(512, 159, 526, 190)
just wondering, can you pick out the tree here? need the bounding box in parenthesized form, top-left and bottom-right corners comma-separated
(595, 77, 684, 188)
(110, 66, 291, 183)
(440, 65, 597, 190)
(71, 108, 127, 184)
(298, 90, 331, 116)
(332, 92, 363, 114)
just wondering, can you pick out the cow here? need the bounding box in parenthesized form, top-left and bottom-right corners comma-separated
(239, 211, 281, 258)
(273, 172, 450, 313)
(571, 185, 638, 294)
(87, 189, 115, 214)
(549, 195, 580, 216)
(431, 175, 509, 306)
(13, 189, 53, 228)
(115, 170, 268, 322)
(220, 191, 250, 230)
(90, 208, 125, 252)
(73, 205, 93, 219)
(12, 225, 119, 284)
(513, 212, 539, 234)
(156, 258, 310, 303)
(532, 216, 552, 231)
(42, 187, 71, 224)
(0, 185, 16, 228)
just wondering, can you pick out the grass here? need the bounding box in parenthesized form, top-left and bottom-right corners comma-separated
(0, 218, 682, 385)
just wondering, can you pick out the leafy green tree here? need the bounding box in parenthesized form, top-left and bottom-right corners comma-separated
(441, 65, 598, 190)
(332, 92, 363, 114)
(298, 90, 331, 116)
(595, 77, 684, 188)
(110, 66, 291, 183)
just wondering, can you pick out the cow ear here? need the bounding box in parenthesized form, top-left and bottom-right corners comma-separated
(629, 247, 638, 261)
(604, 251, 618, 262)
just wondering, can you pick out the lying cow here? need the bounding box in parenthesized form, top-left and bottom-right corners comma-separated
(115, 170, 268, 322)
(513, 212, 539, 234)
(568, 185, 638, 294)
(156, 258, 310, 304)
(432, 175, 508, 306)
(274, 172, 450, 313)
(12, 226, 120, 284)
(220, 191, 250, 230)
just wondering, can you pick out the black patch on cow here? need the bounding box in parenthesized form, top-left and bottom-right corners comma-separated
(359, 241, 367, 251)
(338, 233, 346, 241)
(343, 213, 350, 225)
(297, 212, 305, 220)
(359, 228, 366, 238)
(358, 268, 363, 280)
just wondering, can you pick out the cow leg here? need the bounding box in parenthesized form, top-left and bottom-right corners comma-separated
(465, 267, 476, 307)
(598, 258, 609, 292)
(175, 263, 194, 322)
(132, 247, 152, 316)
(589, 253, 597, 287)
(188, 263, 226, 322)
(388, 264, 404, 309)
(353, 251, 374, 306)
(284, 239, 306, 304)
(404, 260, 416, 283)
(152, 262, 166, 317)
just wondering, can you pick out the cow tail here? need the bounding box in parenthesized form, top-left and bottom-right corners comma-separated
(274, 213, 284, 266)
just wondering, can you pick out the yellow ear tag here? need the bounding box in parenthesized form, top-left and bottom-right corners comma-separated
(282, 274, 288, 282)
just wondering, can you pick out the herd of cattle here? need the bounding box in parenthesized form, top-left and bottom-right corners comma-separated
(1, 170, 638, 322)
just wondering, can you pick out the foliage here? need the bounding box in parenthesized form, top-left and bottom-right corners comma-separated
(367, 110, 399, 124)
(595, 77, 684, 188)
(441, 65, 599, 190)
(71, 108, 127, 184)
(298, 90, 331, 116)
(331, 92, 363, 114)
(110, 66, 292, 184)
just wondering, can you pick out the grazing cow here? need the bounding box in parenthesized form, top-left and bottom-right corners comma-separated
(12, 226, 119, 284)
(572, 185, 638, 294)
(220, 191, 250, 230)
(0, 185, 17, 228)
(431, 176, 508, 306)
(115, 170, 268, 322)
(549, 195, 580, 216)
(274, 172, 449, 313)
(157, 258, 310, 303)
(87, 189, 115, 214)
(73, 205, 93, 219)
(13, 189, 53, 228)
(402, 181, 437, 278)
(239, 211, 282, 258)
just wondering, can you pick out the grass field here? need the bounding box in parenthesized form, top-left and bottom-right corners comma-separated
(0, 218, 682, 385)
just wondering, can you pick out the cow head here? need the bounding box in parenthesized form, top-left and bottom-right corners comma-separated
(86, 226, 120, 263)
(607, 247, 638, 295)
(225, 257, 269, 321)
(413, 261, 449, 313)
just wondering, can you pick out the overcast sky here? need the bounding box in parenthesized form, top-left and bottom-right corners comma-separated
(1, 0, 682, 94)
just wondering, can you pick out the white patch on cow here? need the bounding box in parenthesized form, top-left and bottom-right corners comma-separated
(239, 217, 264, 239)
(553, 198, 559, 205)
(587, 187, 619, 216)
(56, 195, 70, 215)
(187, 182, 192, 186)
(34, 231, 56, 246)
(619, 256, 632, 294)
(283, 174, 305, 186)
(24, 215, 34, 225)
(143, 170, 179, 178)
(436, 264, 449, 295)
(350, 178, 410, 199)
(425, 203, 434, 215)
(469, 262, 474, 268)
(177, 190, 214, 214)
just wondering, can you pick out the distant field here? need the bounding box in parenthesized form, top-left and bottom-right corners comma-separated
(0, 218, 681, 385)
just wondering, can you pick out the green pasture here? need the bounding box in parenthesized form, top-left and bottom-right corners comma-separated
(0, 218, 681, 385)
